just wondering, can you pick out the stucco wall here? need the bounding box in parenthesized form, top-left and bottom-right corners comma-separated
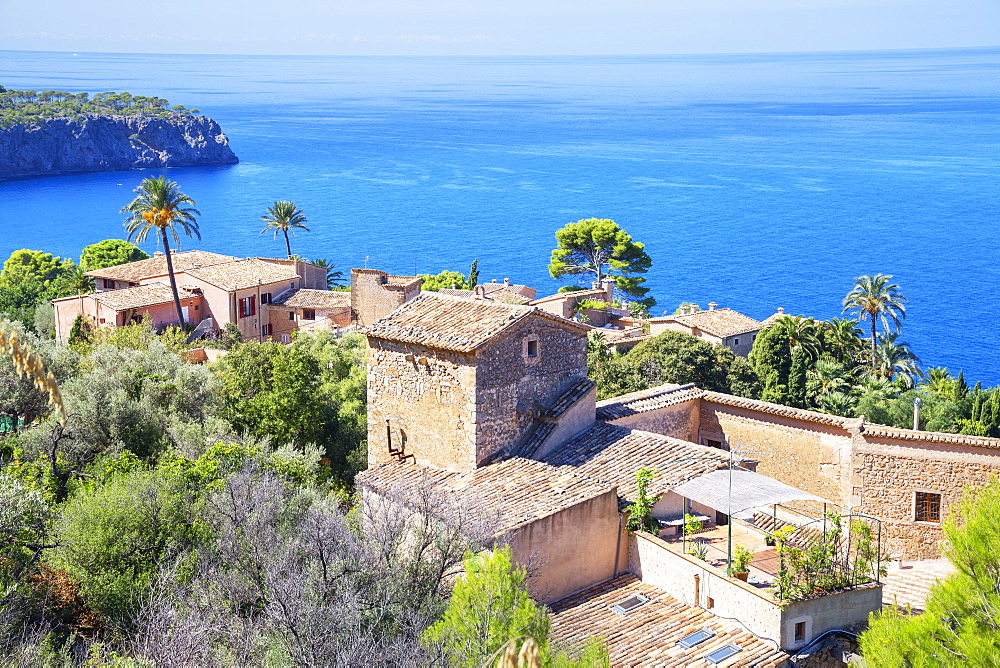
(512, 489, 620, 604)
(474, 316, 588, 466)
(366, 338, 478, 471)
(628, 531, 880, 651)
(605, 399, 699, 442)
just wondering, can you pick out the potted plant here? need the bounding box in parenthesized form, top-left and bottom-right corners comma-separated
(731, 544, 754, 581)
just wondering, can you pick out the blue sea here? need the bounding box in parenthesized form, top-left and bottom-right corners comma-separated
(1, 49, 998, 384)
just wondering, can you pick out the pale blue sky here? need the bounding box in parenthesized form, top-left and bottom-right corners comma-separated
(2, 0, 998, 55)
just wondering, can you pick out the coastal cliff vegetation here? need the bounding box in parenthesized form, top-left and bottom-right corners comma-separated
(0, 86, 200, 129)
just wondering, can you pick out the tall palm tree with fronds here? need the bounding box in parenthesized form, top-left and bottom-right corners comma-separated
(772, 314, 823, 360)
(866, 333, 921, 389)
(842, 274, 907, 370)
(824, 317, 865, 366)
(121, 176, 201, 325)
(261, 201, 309, 259)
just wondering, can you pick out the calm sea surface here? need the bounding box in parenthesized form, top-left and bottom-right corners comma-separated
(1, 49, 998, 384)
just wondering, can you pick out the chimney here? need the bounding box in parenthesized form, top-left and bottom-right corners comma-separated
(708, 302, 717, 311)
(153, 251, 163, 257)
(504, 278, 510, 285)
(491, 279, 498, 283)
(777, 307, 785, 315)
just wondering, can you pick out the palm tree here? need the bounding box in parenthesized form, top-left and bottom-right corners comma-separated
(866, 333, 921, 389)
(773, 315, 823, 360)
(807, 358, 852, 402)
(68, 266, 94, 314)
(261, 201, 309, 259)
(842, 274, 907, 369)
(311, 258, 346, 289)
(121, 176, 201, 326)
(824, 317, 865, 366)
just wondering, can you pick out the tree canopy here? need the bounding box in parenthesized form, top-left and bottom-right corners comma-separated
(79, 239, 149, 273)
(0, 88, 200, 130)
(548, 218, 654, 308)
(418, 270, 469, 292)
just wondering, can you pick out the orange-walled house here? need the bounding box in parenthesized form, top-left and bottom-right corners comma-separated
(53, 250, 328, 342)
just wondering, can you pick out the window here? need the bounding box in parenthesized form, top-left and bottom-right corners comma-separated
(260, 292, 272, 304)
(103, 278, 115, 289)
(705, 644, 742, 665)
(280, 334, 290, 343)
(677, 629, 715, 649)
(194, 304, 199, 311)
(303, 309, 315, 320)
(915, 492, 942, 523)
(288, 311, 295, 321)
(239, 296, 256, 318)
(610, 593, 649, 616)
(733, 338, 740, 346)
(527, 339, 539, 358)
(794, 621, 806, 644)
(706, 439, 725, 450)
(262, 323, 273, 336)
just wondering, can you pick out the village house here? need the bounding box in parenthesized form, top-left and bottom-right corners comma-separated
(355, 293, 896, 664)
(438, 277, 539, 304)
(52, 250, 330, 342)
(647, 303, 765, 357)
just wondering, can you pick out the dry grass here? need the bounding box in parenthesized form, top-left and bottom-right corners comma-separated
(0, 324, 65, 426)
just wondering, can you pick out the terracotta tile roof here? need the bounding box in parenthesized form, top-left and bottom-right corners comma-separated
(541, 422, 729, 503)
(649, 308, 763, 339)
(701, 391, 853, 428)
(92, 283, 194, 311)
(596, 384, 702, 421)
(437, 284, 536, 305)
(84, 250, 239, 282)
(549, 575, 787, 667)
(437, 288, 474, 298)
(360, 293, 588, 353)
(860, 423, 1000, 449)
(355, 457, 613, 532)
(530, 287, 609, 305)
(759, 309, 787, 327)
(183, 258, 300, 292)
(271, 289, 350, 310)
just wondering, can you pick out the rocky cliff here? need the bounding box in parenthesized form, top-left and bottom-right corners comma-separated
(0, 114, 239, 179)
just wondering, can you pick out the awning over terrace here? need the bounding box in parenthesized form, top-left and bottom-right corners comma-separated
(670, 469, 833, 521)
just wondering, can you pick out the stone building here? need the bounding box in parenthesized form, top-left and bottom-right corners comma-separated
(268, 289, 351, 342)
(356, 292, 887, 661)
(349, 268, 422, 328)
(361, 292, 592, 471)
(647, 304, 764, 357)
(597, 383, 1000, 559)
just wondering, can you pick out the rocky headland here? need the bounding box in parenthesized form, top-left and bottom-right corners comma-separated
(0, 113, 239, 179)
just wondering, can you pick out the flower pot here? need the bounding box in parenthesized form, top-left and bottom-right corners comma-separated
(765, 536, 775, 546)
(734, 571, 749, 582)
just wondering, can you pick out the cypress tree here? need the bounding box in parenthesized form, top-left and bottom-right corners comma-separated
(749, 327, 792, 404)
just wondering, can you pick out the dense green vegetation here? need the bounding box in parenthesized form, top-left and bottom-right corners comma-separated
(0, 86, 200, 129)
(860, 478, 1000, 665)
(589, 276, 999, 434)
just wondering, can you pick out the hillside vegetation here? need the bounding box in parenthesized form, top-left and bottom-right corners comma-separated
(0, 86, 200, 129)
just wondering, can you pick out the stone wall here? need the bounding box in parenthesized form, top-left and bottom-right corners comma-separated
(853, 439, 1000, 559)
(351, 268, 420, 328)
(366, 338, 478, 471)
(698, 401, 854, 508)
(473, 315, 588, 466)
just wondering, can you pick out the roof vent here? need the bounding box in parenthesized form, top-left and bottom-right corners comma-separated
(153, 251, 163, 257)
(677, 629, 716, 649)
(610, 593, 650, 616)
(705, 644, 743, 665)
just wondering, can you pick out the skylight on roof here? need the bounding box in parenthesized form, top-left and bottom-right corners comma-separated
(677, 628, 715, 649)
(610, 593, 650, 616)
(704, 643, 743, 665)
